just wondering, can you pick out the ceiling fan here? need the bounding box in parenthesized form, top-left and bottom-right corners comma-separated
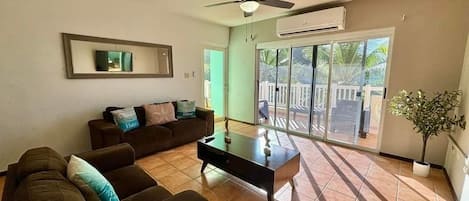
(205, 0, 295, 17)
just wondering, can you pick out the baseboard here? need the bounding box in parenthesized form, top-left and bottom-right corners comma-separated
(379, 152, 460, 199)
(227, 118, 256, 125)
(378, 152, 444, 169)
(442, 168, 458, 200)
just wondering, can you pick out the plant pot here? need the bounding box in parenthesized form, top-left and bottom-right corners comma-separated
(413, 161, 430, 177)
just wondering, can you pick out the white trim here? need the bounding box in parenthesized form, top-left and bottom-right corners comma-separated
(254, 49, 260, 124)
(323, 44, 334, 142)
(257, 27, 396, 49)
(376, 30, 395, 152)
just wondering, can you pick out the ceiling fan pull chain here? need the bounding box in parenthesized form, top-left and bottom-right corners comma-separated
(245, 18, 248, 43)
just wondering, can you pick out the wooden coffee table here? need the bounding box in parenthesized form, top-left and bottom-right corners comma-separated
(197, 132, 300, 201)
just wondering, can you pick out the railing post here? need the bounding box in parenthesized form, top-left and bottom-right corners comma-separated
(331, 83, 337, 108)
(364, 84, 372, 111)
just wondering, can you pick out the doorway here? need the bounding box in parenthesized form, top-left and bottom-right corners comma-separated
(203, 48, 226, 120)
(257, 37, 391, 150)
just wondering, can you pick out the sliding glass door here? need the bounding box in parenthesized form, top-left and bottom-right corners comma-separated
(258, 48, 290, 129)
(286, 45, 330, 138)
(288, 46, 314, 134)
(257, 37, 390, 150)
(327, 41, 366, 144)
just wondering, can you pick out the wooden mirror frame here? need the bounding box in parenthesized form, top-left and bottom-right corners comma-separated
(62, 33, 174, 79)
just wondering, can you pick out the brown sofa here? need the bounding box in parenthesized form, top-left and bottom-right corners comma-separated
(88, 103, 214, 158)
(2, 143, 207, 201)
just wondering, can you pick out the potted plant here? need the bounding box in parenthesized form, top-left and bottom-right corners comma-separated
(389, 90, 466, 177)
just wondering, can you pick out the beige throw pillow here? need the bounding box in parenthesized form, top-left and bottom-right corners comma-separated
(144, 103, 177, 126)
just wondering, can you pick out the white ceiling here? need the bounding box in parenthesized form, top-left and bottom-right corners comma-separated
(166, 0, 349, 27)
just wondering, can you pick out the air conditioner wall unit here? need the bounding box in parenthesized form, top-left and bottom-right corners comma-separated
(277, 7, 346, 38)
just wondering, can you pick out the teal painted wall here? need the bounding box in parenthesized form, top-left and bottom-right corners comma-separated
(228, 20, 277, 123)
(209, 50, 225, 117)
(227, 0, 469, 165)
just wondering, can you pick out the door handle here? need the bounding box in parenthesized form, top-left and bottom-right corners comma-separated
(383, 88, 387, 99)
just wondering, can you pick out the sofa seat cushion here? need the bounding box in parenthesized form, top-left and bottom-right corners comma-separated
(121, 186, 172, 201)
(123, 125, 173, 157)
(163, 118, 206, 145)
(165, 190, 208, 201)
(103, 165, 157, 199)
(14, 170, 85, 201)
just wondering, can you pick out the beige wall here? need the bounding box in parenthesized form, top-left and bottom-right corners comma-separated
(445, 34, 469, 200)
(0, 0, 229, 171)
(228, 0, 469, 165)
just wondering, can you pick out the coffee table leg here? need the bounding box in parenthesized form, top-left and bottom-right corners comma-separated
(200, 161, 208, 172)
(267, 192, 274, 201)
(289, 179, 295, 189)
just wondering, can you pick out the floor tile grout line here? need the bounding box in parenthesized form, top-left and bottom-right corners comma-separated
(136, 123, 454, 201)
(329, 146, 386, 201)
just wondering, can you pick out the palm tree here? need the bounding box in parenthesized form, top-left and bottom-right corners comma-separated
(259, 49, 289, 83)
(259, 38, 390, 86)
(298, 39, 389, 86)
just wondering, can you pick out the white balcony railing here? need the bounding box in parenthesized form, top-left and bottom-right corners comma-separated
(204, 80, 384, 110)
(258, 81, 384, 109)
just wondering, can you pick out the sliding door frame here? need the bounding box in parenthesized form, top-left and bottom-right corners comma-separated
(255, 27, 395, 153)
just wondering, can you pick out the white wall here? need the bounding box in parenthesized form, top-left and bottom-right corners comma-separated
(0, 0, 229, 171)
(445, 34, 469, 200)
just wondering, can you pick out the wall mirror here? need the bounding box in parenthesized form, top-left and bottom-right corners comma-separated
(63, 33, 173, 79)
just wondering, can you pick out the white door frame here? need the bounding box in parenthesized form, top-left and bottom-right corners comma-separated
(254, 27, 395, 153)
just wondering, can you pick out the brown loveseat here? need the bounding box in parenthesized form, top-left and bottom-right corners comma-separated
(88, 102, 214, 158)
(2, 143, 207, 201)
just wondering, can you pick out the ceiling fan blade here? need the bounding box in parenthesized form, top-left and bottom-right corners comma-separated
(205, 0, 243, 7)
(259, 0, 294, 9)
(244, 11, 253, 17)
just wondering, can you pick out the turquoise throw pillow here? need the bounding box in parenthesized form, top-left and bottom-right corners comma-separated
(67, 155, 119, 201)
(111, 107, 140, 132)
(176, 100, 196, 119)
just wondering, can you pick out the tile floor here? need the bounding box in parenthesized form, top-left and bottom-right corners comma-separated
(137, 121, 455, 201)
(0, 121, 455, 201)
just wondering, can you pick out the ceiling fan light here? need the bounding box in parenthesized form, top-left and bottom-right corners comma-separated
(240, 1, 260, 13)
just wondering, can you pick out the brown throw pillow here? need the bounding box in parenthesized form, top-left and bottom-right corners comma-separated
(144, 103, 177, 126)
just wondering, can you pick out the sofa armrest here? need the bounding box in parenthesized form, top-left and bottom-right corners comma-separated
(76, 143, 135, 173)
(2, 164, 18, 201)
(88, 119, 124, 150)
(163, 190, 208, 201)
(195, 107, 214, 136)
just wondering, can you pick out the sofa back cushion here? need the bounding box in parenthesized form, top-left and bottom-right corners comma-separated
(103, 102, 179, 124)
(144, 103, 177, 126)
(14, 170, 86, 201)
(16, 147, 68, 182)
